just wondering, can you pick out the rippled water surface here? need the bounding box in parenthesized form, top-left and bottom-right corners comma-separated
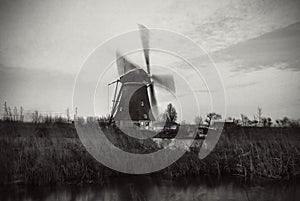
(1, 176, 299, 201)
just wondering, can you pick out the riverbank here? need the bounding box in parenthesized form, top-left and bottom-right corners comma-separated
(0, 121, 299, 185)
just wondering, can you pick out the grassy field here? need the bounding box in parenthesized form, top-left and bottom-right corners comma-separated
(0, 121, 299, 185)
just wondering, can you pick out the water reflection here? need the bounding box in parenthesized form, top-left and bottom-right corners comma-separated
(0, 176, 299, 201)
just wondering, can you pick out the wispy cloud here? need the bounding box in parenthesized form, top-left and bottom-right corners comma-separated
(220, 22, 300, 73)
(184, 0, 300, 52)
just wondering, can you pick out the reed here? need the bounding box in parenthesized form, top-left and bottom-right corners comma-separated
(0, 122, 299, 185)
(164, 127, 300, 180)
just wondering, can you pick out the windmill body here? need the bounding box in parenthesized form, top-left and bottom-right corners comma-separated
(109, 25, 176, 129)
(112, 68, 155, 127)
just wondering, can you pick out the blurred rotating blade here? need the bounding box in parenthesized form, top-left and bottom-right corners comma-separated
(152, 74, 176, 93)
(138, 24, 150, 74)
(149, 83, 158, 118)
(116, 51, 139, 76)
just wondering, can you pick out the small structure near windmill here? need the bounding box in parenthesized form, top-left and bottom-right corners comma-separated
(109, 25, 176, 129)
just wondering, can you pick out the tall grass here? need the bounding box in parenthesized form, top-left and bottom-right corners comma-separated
(162, 127, 300, 180)
(0, 122, 299, 185)
(0, 136, 111, 185)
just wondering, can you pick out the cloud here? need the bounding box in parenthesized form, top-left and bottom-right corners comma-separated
(204, 22, 300, 73)
(166, 4, 300, 74)
(184, 0, 300, 52)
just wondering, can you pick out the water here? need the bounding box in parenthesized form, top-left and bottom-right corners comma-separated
(1, 176, 299, 201)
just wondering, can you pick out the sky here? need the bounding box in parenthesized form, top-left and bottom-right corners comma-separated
(0, 0, 300, 122)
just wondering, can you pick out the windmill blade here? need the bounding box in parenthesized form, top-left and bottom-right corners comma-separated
(149, 83, 158, 118)
(138, 24, 150, 74)
(152, 74, 176, 93)
(116, 51, 139, 76)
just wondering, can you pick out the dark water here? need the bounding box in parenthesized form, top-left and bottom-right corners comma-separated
(1, 176, 299, 201)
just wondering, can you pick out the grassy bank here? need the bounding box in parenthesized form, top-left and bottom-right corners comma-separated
(0, 122, 299, 185)
(164, 127, 300, 179)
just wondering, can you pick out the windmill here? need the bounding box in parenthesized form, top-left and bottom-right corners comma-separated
(109, 25, 176, 128)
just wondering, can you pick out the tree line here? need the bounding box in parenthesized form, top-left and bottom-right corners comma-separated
(1, 102, 75, 124)
(1, 102, 300, 128)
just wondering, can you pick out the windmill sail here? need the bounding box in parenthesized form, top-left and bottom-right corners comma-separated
(116, 51, 139, 76)
(138, 24, 150, 73)
(152, 74, 176, 93)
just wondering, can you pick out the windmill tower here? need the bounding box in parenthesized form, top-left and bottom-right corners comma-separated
(109, 25, 176, 128)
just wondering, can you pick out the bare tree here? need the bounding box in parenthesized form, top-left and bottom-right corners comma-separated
(74, 107, 78, 120)
(20, 107, 24, 122)
(3, 102, 8, 120)
(241, 114, 250, 126)
(32, 110, 41, 123)
(8, 107, 12, 121)
(66, 108, 70, 123)
(13, 107, 18, 121)
(44, 115, 53, 124)
(164, 103, 177, 124)
(258, 106, 262, 126)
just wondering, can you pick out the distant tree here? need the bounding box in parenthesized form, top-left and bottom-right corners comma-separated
(194, 116, 203, 125)
(258, 106, 262, 126)
(3, 102, 8, 120)
(290, 119, 300, 127)
(267, 117, 272, 127)
(233, 118, 242, 126)
(241, 114, 249, 126)
(20, 107, 24, 122)
(281, 117, 290, 127)
(206, 112, 222, 126)
(54, 115, 67, 124)
(8, 107, 12, 121)
(13, 107, 18, 121)
(66, 108, 70, 123)
(164, 103, 177, 124)
(275, 117, 300, 128)
(32, 110, 41, 123)
(20, 106, 24, 122)
(252, 119, 259, 126)
(44, 115, 53, 124)
(252, 115, 259, 126)
(261, 117, 268, 127)
(74, 107, 78, 119)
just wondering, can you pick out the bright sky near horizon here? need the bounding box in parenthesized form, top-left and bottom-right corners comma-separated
(0, 0, 300, 122)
